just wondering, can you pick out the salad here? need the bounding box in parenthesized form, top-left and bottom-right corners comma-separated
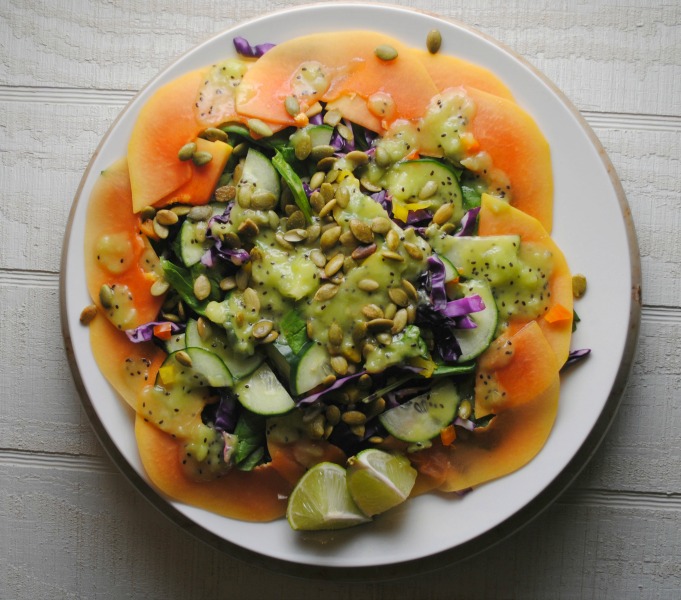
(81, 29, 585, 530)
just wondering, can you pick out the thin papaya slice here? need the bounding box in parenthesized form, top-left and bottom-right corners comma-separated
(466, 88, 553, 231)
(235, 31, 439, 129)
(89, 315, 166, 410)
(411, 48, 515, 101)
(84, 157, 165, 330)
(478, 194, 573, 365)
(128, 68, 207, 212)
(194, 57, 253, 128)
(135, 416, 291, 521)
(155, 138, 232, 207)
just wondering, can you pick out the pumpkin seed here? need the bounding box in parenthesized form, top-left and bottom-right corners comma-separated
(150, 278, 170, 297)
(152, 219, 169, 239)
(342, 410, 367, 426)
(374, 44, 398, 61)
(362, 304, 384, 320)
(337, 123, 354, 142)
(320, 225, 342, 250)
(175, 350, 193, 367)
(199, 127, 228, 143)
(352, 321, 367, 342)
(252, 319, 274, 339)
(154, 209, 178, 226)
(309, 190, 326, 213)
(328, 322, 344, 346)
(385, 229, 400, 251)
(370, 216, 392, 234)
(343, 256, 357, 273)
(243, 287, 260, 313)
(419, 180, 439, 199)
(384, 302, 398, 320)
(324, 253, 345, 277)
(275, 232, 294, 250)
(310, 248, 327, 268)
(335, 186, 350, 208)
(283, 228, 308, 243)
(250, 190, 278, 211)
(309, 171, 326, 190)
(350, 244, 376, 260)
(192, 151, 213, 166)
(325, 404, 341, 426)
(368, 436, 384, 445)
(247, 118, 273, 137)
(343, 345, 362, 365)
(388, 287, 409, 307)
(320, 182, 335, 202)
(325, 169, 339, 184)
(458, 399, 472, 420)
(358, 278, 379, 292)
(314, 283, 340, 302)
(261, 330, 279, 345)
(403, 242, 424, 260)
(306, 223, 321, 242)
(441, 223, 457, 234)
(433, 202, 454, 225)
(376, 332, 393, 345)
(391, 308, 408, 334)
(236, 185, 252, 208)
(232, 142, 249, 158)
(237, 218, 259, 238)
(193, 274, 211, 300)
(188, 205, 214, 222)
(366, 318, 394, 331)
(345, 150, 368, 166)
(426, 29, 442, 54)
(309, 144, 336, 162)
(197, 317, 211, 339)
(359, 176, 382, 193)
(219, 276, 236, 291)
(99, 284, 114, 309)
(177, 142, 196, 161)
(79, 304, 98, 325)
(235, 268, 250, 291)
(572, 274, 587, 298)
(339, 231, 359, 248)
(375, 146, 391, 168)
(330, 355, 349, 376)
(284, 95, 300, 117)
(381, 249, 404, 262)
(402, 279, 418, 300)
(316, 156, 337, 172)
(406, 304, 417, 324)
(222, 231, 241, 248)
(294, 130, 312, 160)
(349, 219, 374, 244)
(140, 206, 157, 221)
(365, 397, 386, 419)
(318, 198, 337, 219)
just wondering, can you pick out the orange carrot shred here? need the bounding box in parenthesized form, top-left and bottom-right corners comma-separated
(544, 303, 572, 324)
(153, 322, 173, 341)
(440, 424, 456, 446)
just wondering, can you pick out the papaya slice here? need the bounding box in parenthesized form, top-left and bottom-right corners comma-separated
(466, 88, 553, 231)
(128, 68, 207, 212)
(235, 31, 439, 129)
(89, 315, 166, 410)
(194, 57, 253, 128)
(411, 48, 515, 101)
(154, 138, 232, 207)
(84, 157, 165, 330)
(478, 194, 573, 365)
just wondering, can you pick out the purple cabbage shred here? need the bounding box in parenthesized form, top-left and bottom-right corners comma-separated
(562, 348, 591, 370)
(125, 321, 184, 343)
(455, 207, 480, 237)
(233, 36, 275, 58)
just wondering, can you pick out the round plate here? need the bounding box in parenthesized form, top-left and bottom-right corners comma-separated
(61, 2, 641, 579)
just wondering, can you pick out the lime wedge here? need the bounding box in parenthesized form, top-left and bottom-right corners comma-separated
(286, 462, 370, 531)
(346, 449, 417, 517)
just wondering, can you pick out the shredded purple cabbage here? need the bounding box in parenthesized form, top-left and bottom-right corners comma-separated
(454, 416, 476, 431)
(370, 189, 391, 212)
(214, 391, 240, 433)
(308, 113, 323, 126)
(442, 295, 485, 318)
(562, 348, 591, 370)
(455, 207, 480, 237)
(296, 371, 366, 407)
(425, 254, 448, 310)
(233, 36, 275, 58)
(125, 321, 184, 343)
(201, 203, 250, 267)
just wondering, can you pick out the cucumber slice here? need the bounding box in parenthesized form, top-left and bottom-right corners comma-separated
(235, 363, 295, 415)
(185, 319, 263, 379)
(178, 204, 224, 267)
(237, 147, 281, 200)
(379, 379, 460, 443)
(164, 332, 186, 354)
(157, 347, 233, 389)
(290, 341, 334, 395)
(439, 254, 459, 282)
(307, 124, 334, 148)
(451, 278, 498, 362)
(433, 235, 521, 283)
(385, 159, 463, 224)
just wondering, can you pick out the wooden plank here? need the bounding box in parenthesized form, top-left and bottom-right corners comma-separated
(0, 1, 679, 116)
(1, 459, 679, 598)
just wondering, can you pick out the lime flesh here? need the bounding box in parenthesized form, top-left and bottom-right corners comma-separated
(286, 462, 370, 531)
(346, 449, 417, 517)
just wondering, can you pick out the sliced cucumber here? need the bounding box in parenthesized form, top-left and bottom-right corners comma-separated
(185, 318, 263, 379)
(164, 332, 186, 354)
(237, 147, 281, 201)
(178, 204, 224, 267)
(450, 278, 498, 362)
(379, 379, 460, 443)
(307, 124, 334, 148)
(290, 341, 334, 396)
(439, 254, 459, 282)
(157, 347, 233, 389)
(235, 363, 295, 415)
(385, 159, 463, 224)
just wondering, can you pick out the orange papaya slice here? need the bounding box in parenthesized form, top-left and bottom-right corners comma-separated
(411, 48, 515, 101)
(89, 315, 166, 410)
(155, 138, 232, 207)
(84, 157, 165, 330)
(466, 88, 553, 231)
(194, 57, 253, 128)
(478, 194, 573, 365)
(128, 68, 207, 212)
(235, 31, 439, 129)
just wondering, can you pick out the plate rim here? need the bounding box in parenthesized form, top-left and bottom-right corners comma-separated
(59, 1, 641, 580)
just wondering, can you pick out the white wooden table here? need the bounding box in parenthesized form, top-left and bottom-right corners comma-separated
(2, 1, 679, 597)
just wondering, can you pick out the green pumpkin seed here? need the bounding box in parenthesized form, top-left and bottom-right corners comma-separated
(433, 203, 454, 225)
(192, 151, 213, 166)
(199, 127, 228, 142)
(309, 171, 326, 190)
(323, 109, 343, 127)
(375, 44, 398, 61)
(79, 304, 98, 325)
(193, 274, 211, 301)
(247, 118, 273, 138)
(175, 350, 193, 368)
(284, 95, 300, 117)
(426, 29, 442, 54)
(572, 274, 587, 298)
(177, 142, 196, 161)
(155, 209, 178, 226)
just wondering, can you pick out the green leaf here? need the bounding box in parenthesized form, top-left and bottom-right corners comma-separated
(161, 259, 208, 315)
(233, 410, 266, 471)
(272, 150, 312, 222)
(432, 363, 476, 377)
(280, 310, 309, 355)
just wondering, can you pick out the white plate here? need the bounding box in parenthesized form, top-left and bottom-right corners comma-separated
(61, 2, 640, 578)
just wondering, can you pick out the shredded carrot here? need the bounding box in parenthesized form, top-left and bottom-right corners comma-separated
(153, 322, 173, 341)
(139, 219, 158, 240)
(440, 424, 456, 446)
(544, 302, 572, 324)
